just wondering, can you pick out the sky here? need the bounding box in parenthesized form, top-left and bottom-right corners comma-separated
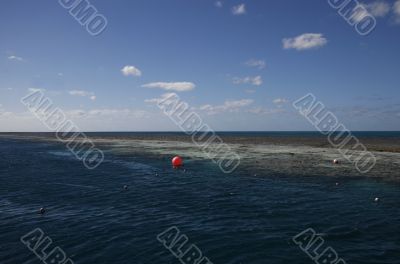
(1, 0, 400, 132)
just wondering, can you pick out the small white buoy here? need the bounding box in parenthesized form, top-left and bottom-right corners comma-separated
(335, 182, 339, 186)
(374, 197, 379, 202)
(123, 185, 128, 190)
(38, 207, 46, 215)
(333, 159, 339, 164)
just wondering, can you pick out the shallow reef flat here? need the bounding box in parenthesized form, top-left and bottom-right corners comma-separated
(1, 132, 399, 180)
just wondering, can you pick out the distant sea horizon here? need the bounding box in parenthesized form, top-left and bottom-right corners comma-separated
(1, 130, 400, 133)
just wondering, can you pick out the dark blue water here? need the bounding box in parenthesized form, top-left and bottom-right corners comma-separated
(0, 136, 399, 264)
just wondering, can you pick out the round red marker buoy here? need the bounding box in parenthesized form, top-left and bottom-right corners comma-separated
(172, 156, 183, 168)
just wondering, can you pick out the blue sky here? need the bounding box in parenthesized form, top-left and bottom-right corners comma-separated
(1, 0, 400, 131)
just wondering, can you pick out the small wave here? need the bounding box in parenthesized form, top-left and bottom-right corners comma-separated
(48, 182, 99, 189)
(112, 160, 158, 172)
(48, 151, 74, 157)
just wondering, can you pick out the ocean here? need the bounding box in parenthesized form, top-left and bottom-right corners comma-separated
(0, 132, 399, 264)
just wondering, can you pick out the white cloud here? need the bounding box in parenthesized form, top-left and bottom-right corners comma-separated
(245, 59, 266, 69)
(68, 90, 96, 100)
(121, 65, 142, 77)
(198, 99, 254, 115)
(366, 1, 390, 17)
(28, 88, 45, 93)
(89, 109, 127, 116)
(247, 107, 285, 115)
(224, 99, 253, 108)
(0, 109, 155, 131)
(232, 4, 246, 15)
(66, 109, 87, 118)
(395, 0, 400, 15)
(351, 2, 390, 23)
(0, 105, 11, 118)
(144, 92, 178, 104)
(69, 90, 92, 97)
(8, 55, 23, 61)
(142, 82, 195, 92)
(0, 111, 13, 117)
(233, 76, 262, 86)
(283, 33, 327, 50)
(351, 7, 370, 23)
(215, 1, 223, 8)
(145, 95, 253, 115)
(65, 108, 149, 119)
(394, 0, 400, 23)
(273, 98, 288, 104)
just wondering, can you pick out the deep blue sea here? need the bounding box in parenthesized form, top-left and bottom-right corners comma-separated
(0, 133, 399, 264)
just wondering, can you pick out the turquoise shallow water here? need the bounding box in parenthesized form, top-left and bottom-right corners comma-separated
(0, 134, 399, 264)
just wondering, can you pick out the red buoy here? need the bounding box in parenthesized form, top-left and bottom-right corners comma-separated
(172, 156, 183, 168)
